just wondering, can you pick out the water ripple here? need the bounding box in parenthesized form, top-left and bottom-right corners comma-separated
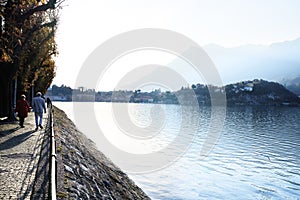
(55, 102, 300, 200)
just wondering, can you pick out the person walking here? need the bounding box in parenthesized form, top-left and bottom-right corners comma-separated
(32, 92, 46, 131)
(46, 97, 52, 108)
(15, 94, 30, 128)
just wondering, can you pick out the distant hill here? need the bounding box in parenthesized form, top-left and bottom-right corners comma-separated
(203, 38, 300, 84)
(225, 79, 300, 106)
(281, 75, 300, 96)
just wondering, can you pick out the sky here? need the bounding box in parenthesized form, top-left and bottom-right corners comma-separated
(53, 0, 300, 90)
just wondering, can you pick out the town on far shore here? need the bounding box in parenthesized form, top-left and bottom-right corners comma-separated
(47, 79, 300, 106)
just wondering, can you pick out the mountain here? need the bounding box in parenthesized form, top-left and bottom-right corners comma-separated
(281, 75, 300, 96)
(203, 38, 300, 85)
(281, 75, 300, 86)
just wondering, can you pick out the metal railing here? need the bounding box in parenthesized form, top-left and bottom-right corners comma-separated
(49, 104, 57, 200)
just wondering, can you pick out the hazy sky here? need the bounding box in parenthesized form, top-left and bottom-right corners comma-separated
(54, 0, 300, 89)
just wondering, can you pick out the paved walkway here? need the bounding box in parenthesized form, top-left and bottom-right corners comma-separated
(0, 112, 47, 199)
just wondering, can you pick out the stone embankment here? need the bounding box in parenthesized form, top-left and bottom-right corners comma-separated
(53, 107, 150, 199)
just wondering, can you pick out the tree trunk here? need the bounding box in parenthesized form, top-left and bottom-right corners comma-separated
(0, 70, 10, 118)
(0, 63, 17, 121)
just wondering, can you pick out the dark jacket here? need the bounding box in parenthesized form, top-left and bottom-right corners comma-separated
(16, 99, 30, 118)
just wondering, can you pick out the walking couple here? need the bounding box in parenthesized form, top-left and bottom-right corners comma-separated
(16, 92, 46, 131)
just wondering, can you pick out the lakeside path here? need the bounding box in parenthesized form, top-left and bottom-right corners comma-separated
(0, 113, 47, 199)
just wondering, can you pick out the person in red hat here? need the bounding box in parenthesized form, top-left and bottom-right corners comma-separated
(15, 94, 30, 128)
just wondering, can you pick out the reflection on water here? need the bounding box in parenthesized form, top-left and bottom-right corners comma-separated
(54, 102, 300, 200)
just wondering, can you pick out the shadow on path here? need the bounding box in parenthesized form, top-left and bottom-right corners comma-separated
(0, 130, 35, 151)
(30, 130, 50, 199)
(0, 127, 19, 138)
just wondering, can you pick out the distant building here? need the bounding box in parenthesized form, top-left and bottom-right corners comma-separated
(244, 86, 253, 92)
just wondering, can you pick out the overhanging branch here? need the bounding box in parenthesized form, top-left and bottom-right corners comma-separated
(21, 0, 57, 20)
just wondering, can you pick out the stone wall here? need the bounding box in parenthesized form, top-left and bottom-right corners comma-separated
(53, 107, 150, 199)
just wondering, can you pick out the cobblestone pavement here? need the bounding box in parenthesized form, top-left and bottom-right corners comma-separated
(0, 113, 47, 199)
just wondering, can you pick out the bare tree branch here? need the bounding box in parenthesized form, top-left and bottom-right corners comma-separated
(21, 0, 57, 20)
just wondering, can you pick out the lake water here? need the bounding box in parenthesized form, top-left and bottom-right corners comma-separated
(54, 102, 300, 200)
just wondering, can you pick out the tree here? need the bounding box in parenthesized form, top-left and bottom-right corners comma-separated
(0, 0, 63, 120)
